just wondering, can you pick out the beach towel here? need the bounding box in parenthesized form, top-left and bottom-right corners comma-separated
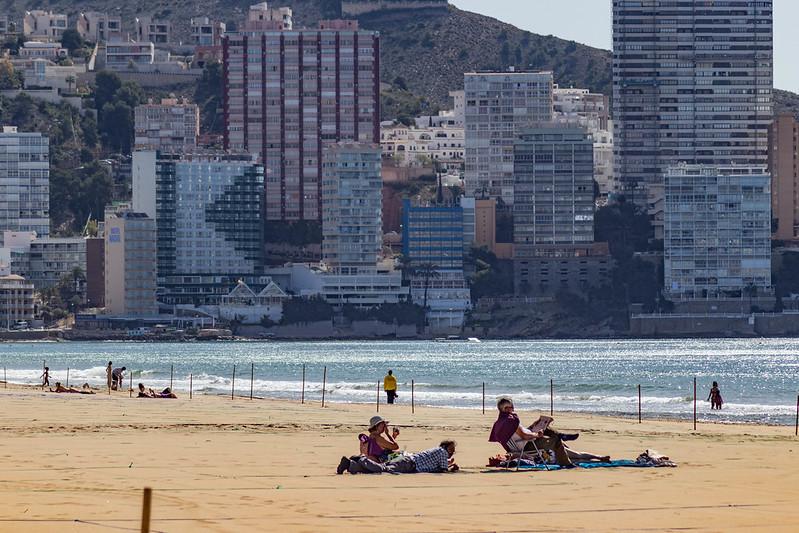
(492, 459, 673, 470)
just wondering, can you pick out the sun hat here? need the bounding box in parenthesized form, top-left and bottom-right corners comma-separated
(369, 415, 387, 430)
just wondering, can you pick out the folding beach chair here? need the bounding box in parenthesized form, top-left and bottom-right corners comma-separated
(504, 437, 550, 472)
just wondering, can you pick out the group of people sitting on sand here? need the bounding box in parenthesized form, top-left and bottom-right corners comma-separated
(336, 396, 610, 474)
(336, 415, 459, 474)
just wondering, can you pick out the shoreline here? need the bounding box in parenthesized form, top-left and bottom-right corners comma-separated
(4, 329, 798, 342)
(2, 382, 795, 429)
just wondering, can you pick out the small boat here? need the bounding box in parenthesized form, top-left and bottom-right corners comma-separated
(434, 335, 476, 343)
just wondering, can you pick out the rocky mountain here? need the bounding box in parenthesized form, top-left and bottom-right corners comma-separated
(3, 1, 795, 113)
(2, 1, 611, 105)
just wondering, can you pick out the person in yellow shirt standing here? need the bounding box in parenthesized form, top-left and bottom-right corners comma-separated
(384, 370, 398, 404)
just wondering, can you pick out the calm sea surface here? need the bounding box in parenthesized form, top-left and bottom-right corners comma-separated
(1, 339, 798, 425)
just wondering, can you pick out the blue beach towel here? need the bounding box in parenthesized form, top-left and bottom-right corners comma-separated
(499, 459, 662, 470)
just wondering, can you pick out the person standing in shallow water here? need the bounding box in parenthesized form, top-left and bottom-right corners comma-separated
(106, 361, 113, 390)
(707, 381, 723, 410)
(384, 370, 397, 404)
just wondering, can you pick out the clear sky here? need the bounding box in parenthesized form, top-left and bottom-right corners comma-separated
(450, 0, 796, 93)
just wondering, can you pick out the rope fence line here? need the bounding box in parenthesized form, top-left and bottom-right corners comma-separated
(2, 362, 798, 434)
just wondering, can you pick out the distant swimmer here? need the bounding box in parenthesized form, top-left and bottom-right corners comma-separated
(707, 381, 723, 410)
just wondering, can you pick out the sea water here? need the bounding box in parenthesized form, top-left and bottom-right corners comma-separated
(1, 338, 797, 425)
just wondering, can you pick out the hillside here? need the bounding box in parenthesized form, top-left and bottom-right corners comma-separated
(2, 1, 611, 105)
(2, 0, 795, 113)
(364, 5, 612, 105)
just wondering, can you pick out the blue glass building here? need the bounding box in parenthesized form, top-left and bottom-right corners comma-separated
(402, 199, 464, 270)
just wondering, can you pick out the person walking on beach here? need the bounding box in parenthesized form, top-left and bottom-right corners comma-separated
(384, 370, 398, 404)
(707, 381, 723, 410)
(106, 361, 113, 390)
(41, 367, 50, 388)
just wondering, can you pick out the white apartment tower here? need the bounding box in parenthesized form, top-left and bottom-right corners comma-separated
(321, 143, 383, 275)
(464, 71, 554, 204)
(664, 164, 771, 299)
(0, 127, 49, 242)
(104, 211, 158, 317)
(612, 1, 773, 204)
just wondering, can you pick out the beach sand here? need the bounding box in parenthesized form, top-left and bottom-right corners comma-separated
(1, 384, 798, 532)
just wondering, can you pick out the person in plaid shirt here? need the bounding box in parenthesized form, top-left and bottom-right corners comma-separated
(388, 440, 459, 473)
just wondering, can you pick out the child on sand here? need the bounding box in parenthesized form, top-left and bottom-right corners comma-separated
(707, 381, 723, 410)
(41, 367, 50, 388)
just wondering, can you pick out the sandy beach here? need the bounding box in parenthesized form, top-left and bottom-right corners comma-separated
(1, 384, 798, 532)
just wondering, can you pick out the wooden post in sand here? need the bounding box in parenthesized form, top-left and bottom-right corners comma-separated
(638, 384, 642, 423)
(250, 363, 254, 400)
(795, 395, 798, 437)
(231, 365, 236, 400)
(301, 364, 305, 404)
(693, 377, 697, 431)
(140, 487, 152, 533)
(189, 373, 193, 399)
(550, 379, 554, 416)
(170, 365, 173, 390)
(3, 367, 5, 388)
(411, 379, 415, 414)
(482, 382, 485, 414)
(376, 381, 380, 412)
(129, 372, 133, 398)
(321, 366, 327, 407)
(66, 368, 70, 388)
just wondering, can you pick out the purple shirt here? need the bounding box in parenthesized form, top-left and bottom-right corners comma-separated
(489, 412, 520, 450)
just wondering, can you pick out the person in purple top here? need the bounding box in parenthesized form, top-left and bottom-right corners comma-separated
(336, 415, 400, 474)
(489, 397, 607, 466)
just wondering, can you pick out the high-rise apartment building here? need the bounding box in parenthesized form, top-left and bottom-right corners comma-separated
(0, 127, 49, 242)
(612, 1, 773, 204)
(664, 164, 771, 299)
(134, 99, 200, 152)
(402, 199, 465, 271)
(464, 71, 554, 204)
(769, 113, 799, 241)
(132, 151, 265, 305)
(222, 20, 380, 221)
(321, 144, 382, 275)
(513, 125, 595, 247)
(104, 211, 158, 317)
(513, 125, 610, 296)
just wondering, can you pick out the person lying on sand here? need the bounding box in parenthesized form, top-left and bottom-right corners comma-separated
(489, 397, 609, 467)
(50, 382, 95, 395)
(339, 440, 459, 474)
(137, 383, 177, 398)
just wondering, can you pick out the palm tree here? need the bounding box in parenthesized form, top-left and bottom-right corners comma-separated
(744, 282, 758, 312)
(418, 263, 441, 311)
